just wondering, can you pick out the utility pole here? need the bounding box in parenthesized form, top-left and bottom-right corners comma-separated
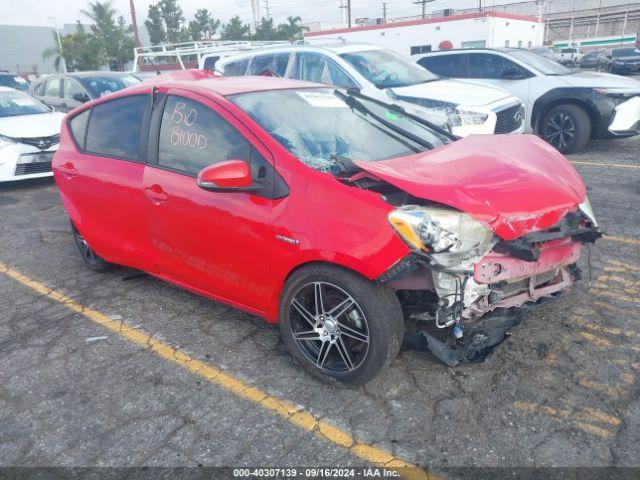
(48, 16, 66, 73)
(129, 0, 141, 48)
(413, 0, 434, 19)
(478, 0, 482, 14)
(340, 0, 351, 28)
(382, 2, 387, 23)
(264, 0, 271, 20)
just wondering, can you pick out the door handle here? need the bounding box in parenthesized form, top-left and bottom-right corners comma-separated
(57, 162, 78, 177)
(144, 184, 168, 204)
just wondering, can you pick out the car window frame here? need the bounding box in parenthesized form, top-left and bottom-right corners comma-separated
(418, 53, 469, 78)
(62, 77, 91, 101)
(290, 51, 361, 89)
(467, 52, 534, 79)
(79, 93, 152, 164)
(148, 88, 277, 179)
(44, 77, 62, 98)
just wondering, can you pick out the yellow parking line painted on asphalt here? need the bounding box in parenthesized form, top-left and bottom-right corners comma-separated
(607, 259, 640, 273)
(579, 322, 640, 340)
(570, 160, 640, 169)
(513, 401, 616, 439)
(0, 261, 436, 480)
(603, 235, 640, 246)
(578, 331, 611, 347)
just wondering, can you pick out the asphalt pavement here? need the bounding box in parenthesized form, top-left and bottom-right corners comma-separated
(0, 134, 638, 477)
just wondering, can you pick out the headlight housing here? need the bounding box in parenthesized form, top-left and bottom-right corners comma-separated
(594, 87, 640, 98)
(578, 196, 598, 227)
(388, 206, 495, 255)
(397, 96, 489, 127)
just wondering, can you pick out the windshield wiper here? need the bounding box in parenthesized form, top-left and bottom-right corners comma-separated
(335, 90, 436, 150)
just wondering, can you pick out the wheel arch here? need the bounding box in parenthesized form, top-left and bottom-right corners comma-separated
(532, 90, 601, 138)
(265, 257, 395, 323)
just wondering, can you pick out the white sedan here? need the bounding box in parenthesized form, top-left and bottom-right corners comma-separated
(0, 87, 64, 182)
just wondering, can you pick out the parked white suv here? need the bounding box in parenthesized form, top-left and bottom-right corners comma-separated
(414, 48, 640, 153)
(213, 44, 526, 137)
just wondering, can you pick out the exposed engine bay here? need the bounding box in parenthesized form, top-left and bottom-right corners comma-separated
(343, 171, 601, 365)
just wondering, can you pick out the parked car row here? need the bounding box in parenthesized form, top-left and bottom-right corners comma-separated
(412, 47, 640, 153)
(213, 43, 526, 138)
(207, 44, 640, 154)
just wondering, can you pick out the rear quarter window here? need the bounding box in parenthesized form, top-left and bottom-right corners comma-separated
(85, 95, 148, 161)
(68, 109, 90, 150)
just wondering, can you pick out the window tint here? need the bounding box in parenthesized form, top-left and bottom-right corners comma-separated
(248, 55, 274, 75)
(45, 78, 60, 97)
(158, 96, 251, 176)
(468, 53, 529, 79)
(224, 58, 249, 76)
(273, 54, 290, 77)
(203, 56, 219, 71)
(291, 53, 325, 82)
(69, 109, 90, 149)
(63, 79, 86, 100)
(85, 95, 147, 161)
(34, 82, 46, 96)
(325, 60, 358, 88)
(418, 54, 467, 77)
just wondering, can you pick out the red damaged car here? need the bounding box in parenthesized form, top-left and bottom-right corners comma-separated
(53, 74, 600, 385)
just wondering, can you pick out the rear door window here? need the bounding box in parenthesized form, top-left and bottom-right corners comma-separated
(291, 53, 325, 82)
(224, 59, 250, 76)
(273, 53, 290, 77)
(248, 55, 275, 75)
(157, 95, 251, 176)
(468, 53, 529, 79)
(417, 54, 468, 77)
(85, 95, 148, 161)
(45, 78, 61, 97)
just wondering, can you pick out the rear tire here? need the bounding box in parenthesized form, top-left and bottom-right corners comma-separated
(278, 264, 404, 386)
(71, 223, 113, 272)
(539, 104, 591, 154)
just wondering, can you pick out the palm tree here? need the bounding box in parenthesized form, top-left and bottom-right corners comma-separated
(42, 31, 65, 72)
(277, 16, 308, 41)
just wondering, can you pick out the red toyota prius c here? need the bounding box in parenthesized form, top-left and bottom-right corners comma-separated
(53, 73, 601, 385)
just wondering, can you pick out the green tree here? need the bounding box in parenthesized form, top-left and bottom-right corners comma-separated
(277, 16, 308, 41)
(82, 1, 134, 70)
(145, 4, 166, 45)
(220, 16, 250, 40)
(158, 0, 186, 43)
(253, 17, 278, 40)
(188, 8, 220, 41)
(42, 22, 106, 72)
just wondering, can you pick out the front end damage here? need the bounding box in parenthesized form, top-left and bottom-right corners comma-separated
(378, 209, 601, 365)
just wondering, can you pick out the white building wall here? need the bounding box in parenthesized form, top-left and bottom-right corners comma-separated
(489, 17, 545, 49)
(305, 14, 544, 57)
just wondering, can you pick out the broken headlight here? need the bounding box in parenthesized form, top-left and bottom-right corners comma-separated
(578, 196, 598, 227)
(388, 206, 495, 254)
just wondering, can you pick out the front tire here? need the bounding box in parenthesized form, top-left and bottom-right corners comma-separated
(279, 264, 404, 386)
(71, 223, 113, 272)
(539, 104, 591, 154)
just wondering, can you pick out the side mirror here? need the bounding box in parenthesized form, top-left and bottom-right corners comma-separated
(500, 67, 526, 80)
(197, 160, 260, 193)
(73, 93, 90, 103)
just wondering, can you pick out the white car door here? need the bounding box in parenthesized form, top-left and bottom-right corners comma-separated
(466, 52, 534, 129)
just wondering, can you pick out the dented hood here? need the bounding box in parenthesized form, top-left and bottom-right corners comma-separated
(354, 135, 586, 240)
